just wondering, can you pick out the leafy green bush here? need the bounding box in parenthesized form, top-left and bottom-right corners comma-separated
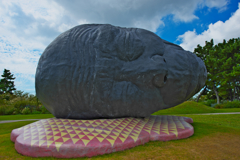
(0, 99, 4, 105)
(5, 106, 14, 115)
(214, 100, 240, 109)
(21, 107, 31, 115)
(0, 106, 6, 115)
(40, 106, 51, 114)
(214, 104, 224, 109)
(31, 110, 41, 114)
(0, 93, 12, 101)
(223, 100, 240, 108)
(200, 99, 216, 107)
(0, 105, 14, 115)
(0, 99, 8, 105)
(13, 100, 29, 114)
(12, 100, 38, 114)
(1, 98, 48, 115)
(0, 90, 45, 115)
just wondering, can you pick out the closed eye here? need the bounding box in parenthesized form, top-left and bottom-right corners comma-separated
(151, 54, 163, 61)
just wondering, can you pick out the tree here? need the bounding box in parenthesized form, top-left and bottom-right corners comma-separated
(196, 86, 207, 102)
(194, 39, 221, 103)
(0, 82, 4, 94)
(194, 38, 240, 103)
(218, 38, 240, 101)
(0, 69, 16, 94)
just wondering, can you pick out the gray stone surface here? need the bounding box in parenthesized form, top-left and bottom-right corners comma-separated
(35, 24, 207, 119)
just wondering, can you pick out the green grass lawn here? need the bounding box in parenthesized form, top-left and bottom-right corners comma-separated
(0, 101, 240, 159)
(174, 114, 240, 130)
(0, 114, 240, 159)
(0, 114, 54, 121)
(152, 101, 240, 115)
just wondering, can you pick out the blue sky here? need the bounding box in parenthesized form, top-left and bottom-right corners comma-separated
(158, 0, 240, 46)
(0, 0, 240, 95)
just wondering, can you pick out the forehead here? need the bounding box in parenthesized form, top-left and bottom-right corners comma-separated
(69, 24, 165, 61)
(134, 29, 165, 57)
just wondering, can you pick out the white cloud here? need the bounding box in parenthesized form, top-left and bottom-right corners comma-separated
(0, 0, 230, 94)
(0, 0, 229, 51)
(0, 36, 40, 94)
(53, 0, 200, 32)
(178, 2, 240, 52)
(205, 0, 229, 9)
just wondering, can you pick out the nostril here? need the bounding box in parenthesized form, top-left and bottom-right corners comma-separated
(164, 75, 167, 83)
(153, 74, 167, 88)
(163, 58, 166, 63)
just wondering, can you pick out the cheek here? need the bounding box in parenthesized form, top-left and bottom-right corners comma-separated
(115, 55, 168, 89)
(160, 75, 191, 105)
(159, 49, 192, 105)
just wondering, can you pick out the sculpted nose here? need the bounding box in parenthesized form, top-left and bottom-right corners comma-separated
(199, 62, 207, 87)
(195, 59, 207, 93)
(151, 55, 168, 88)
(153, 74, 167, 88)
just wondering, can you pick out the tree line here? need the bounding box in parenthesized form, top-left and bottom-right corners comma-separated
(0, 69, 50, 115)
(194, 38, 240, 103)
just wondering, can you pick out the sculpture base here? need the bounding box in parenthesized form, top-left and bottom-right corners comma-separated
(11, 115, 193, 158)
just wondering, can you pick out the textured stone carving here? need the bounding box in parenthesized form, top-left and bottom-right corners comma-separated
(35, 24, 207, 119)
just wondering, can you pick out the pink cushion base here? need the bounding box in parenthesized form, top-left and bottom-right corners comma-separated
(11, 115, 193, 158)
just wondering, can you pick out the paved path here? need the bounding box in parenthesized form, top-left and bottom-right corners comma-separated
(1, 112, 240, 124)
(192, 112, 240, 115)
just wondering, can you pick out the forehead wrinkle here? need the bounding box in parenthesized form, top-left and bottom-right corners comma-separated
(115, 27, 145, 61)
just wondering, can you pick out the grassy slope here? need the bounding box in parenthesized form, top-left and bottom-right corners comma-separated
(175, 114, 240, 129)
(1, 115, 240, 159)
(0, 114, 54, 121)
(152, 101, 240, 115)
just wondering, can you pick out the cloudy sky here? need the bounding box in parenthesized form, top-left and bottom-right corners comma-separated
(0, 0, 240, 95)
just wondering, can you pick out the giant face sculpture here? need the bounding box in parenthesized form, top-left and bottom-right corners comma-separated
(36, 24, 207, 119)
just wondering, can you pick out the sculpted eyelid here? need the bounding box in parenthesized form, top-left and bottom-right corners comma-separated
(151, 54, 163, 61)
(151, 54, 162, 57)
